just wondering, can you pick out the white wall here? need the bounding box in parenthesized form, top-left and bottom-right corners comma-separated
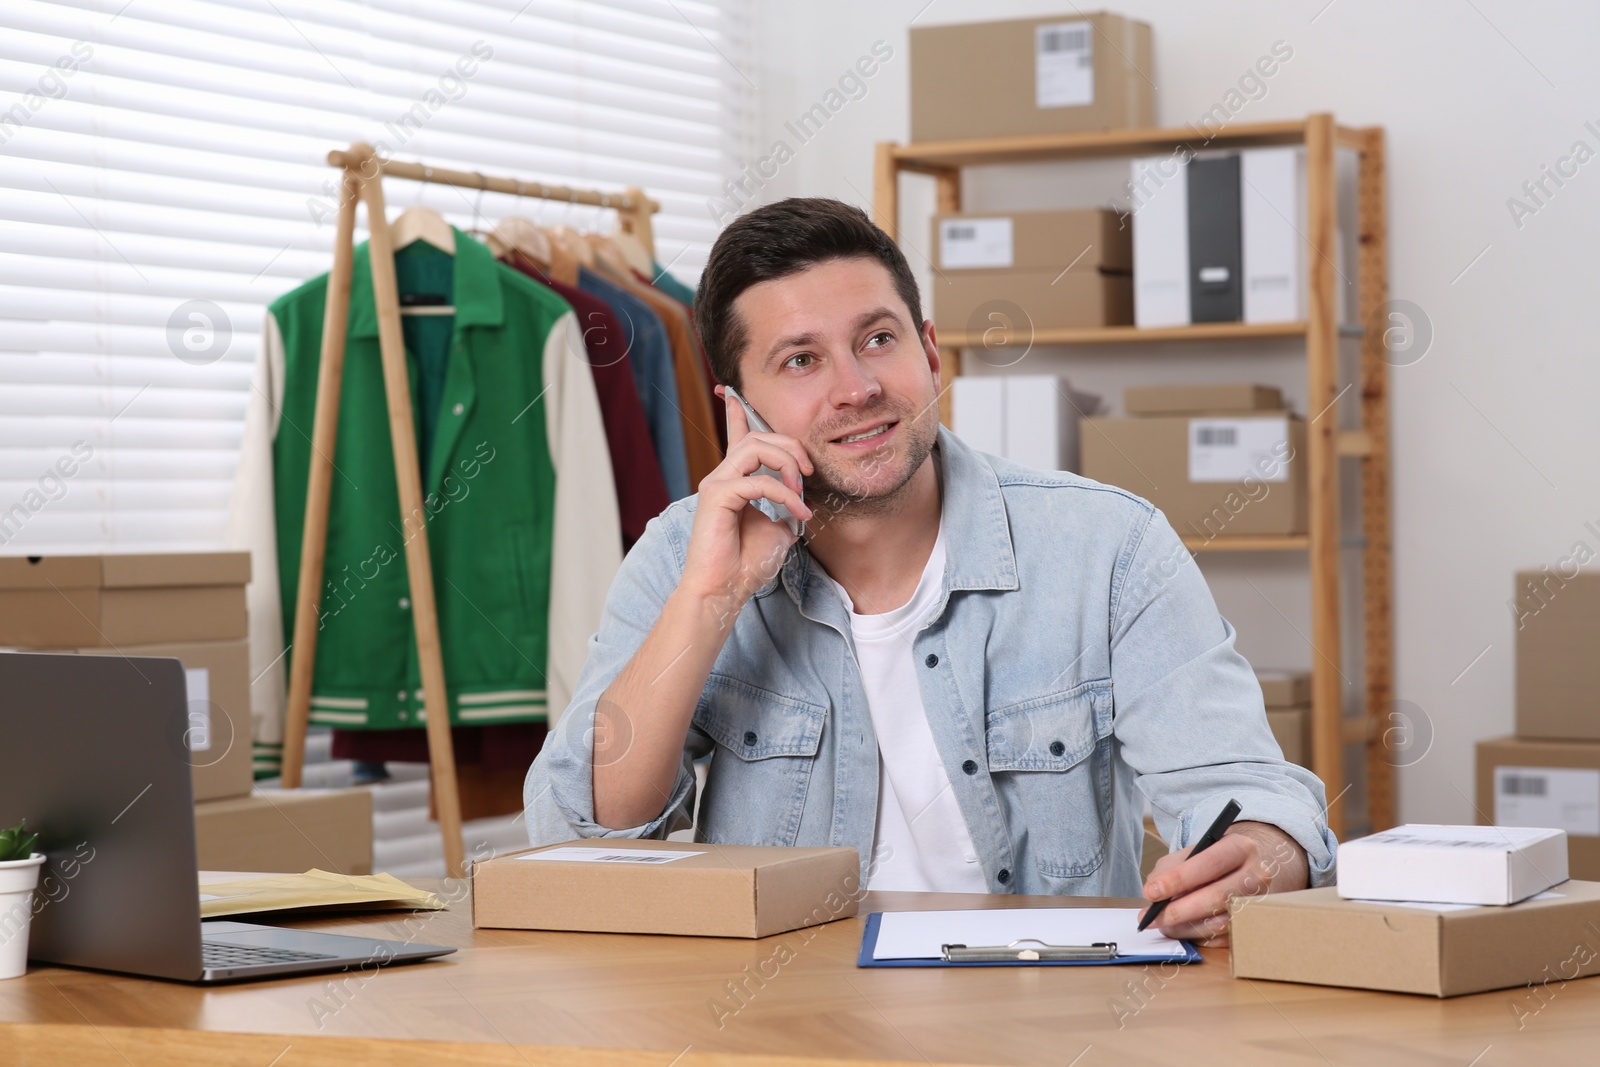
(743, 0, 1600, 829)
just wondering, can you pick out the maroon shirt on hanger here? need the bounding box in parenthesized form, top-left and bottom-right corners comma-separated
(508, 253, 670, 550)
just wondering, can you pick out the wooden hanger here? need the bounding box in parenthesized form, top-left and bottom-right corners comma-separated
(391, 205, 455, 255)
(609, 227, 654, 276)
(587, 232, 647, 287)
(488, 216, 553, 270)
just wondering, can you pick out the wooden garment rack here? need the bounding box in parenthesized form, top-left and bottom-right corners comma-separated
(279, 141, 660, 877)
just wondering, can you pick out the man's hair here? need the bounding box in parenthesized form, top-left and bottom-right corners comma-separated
(694, 197, 923, 392)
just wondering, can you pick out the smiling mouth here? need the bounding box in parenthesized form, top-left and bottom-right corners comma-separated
(832, 421, 896, 445)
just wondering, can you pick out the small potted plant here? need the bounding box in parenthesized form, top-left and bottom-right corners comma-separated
(0, 820, 45, 980)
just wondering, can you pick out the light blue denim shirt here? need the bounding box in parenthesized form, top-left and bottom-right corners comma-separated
(525, 426, 1338, 895)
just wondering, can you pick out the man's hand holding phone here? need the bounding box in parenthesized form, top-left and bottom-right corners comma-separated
(678, 387, 815, 609)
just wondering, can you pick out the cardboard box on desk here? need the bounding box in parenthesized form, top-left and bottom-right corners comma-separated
(1081, 415, 1308, 537)
(1230, 881, 1600, 997)
(931, 209, 1132, 335)
(473, 839, 862, 938)
(0, 553, 249, 647)
(195, 789, 372, 876)
(1514, 569, 1600, 741)
(910, 13, 1155, 142)
(1478, 736, 1600, 880)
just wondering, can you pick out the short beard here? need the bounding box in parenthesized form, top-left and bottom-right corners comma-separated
(803, 400, 938, 528)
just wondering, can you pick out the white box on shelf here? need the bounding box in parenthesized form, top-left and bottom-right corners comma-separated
(1131, 154, 1190, 327)
(1241, 147, 1306, 324)
(953, 375, 1095, 472)
(1337, 824, 1569, 906)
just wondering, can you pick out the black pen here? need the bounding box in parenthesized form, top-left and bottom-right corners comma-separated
(1137, 799, 1243, 933)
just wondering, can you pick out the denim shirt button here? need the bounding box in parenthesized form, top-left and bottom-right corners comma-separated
(961, 759, 978, 775)
(997, 868, 1011, 885)
(924, 653, 939, 667)
(743, 730, 758, 747)
(1049, 740, 1066, 757)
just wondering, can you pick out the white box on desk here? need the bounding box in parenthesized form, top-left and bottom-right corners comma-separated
(1336, 824, 1568, 906)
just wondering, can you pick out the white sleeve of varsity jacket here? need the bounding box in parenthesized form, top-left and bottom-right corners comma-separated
(542, 310, 624, 727)
(225, 311, 288, 749)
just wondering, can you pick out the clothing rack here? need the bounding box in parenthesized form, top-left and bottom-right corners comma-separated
(279, 141, 659, 877)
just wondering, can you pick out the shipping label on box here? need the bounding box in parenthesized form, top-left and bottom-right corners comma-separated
(939, 218, 1014, 269)
(1035, 21, 1094, 108)
(1496, 766, 1600, 836)
(1189, 417, 1290, 483)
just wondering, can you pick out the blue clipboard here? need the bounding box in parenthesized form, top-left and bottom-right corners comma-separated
(856, 912, 1204, 968)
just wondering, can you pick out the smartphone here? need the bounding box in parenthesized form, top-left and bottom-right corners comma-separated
(724, 387, 805, 538)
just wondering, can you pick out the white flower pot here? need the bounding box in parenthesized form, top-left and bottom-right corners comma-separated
(0, 854, 46, 980)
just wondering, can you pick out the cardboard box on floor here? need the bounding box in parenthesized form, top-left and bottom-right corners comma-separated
(48, 641, 253, 802)
(473, 839, 862, 938)
(0, 553, 249, 647)
(1514, 569, 1600, 741)
(195, 789, 372, 876)
(930, 209, 1133, 334)
(1081, 415, 1308, 537)
(1230, 881, 1600, 997)
(910, 13, 1155, 142)
(1477, 736, 1600, 880)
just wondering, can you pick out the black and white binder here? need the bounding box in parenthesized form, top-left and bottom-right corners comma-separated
(1186, 154, 1243, 323)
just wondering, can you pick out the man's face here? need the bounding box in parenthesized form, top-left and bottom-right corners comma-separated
(731, 257, 941, 513)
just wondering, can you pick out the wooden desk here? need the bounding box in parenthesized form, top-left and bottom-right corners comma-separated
(3, 884, 1598, 1066)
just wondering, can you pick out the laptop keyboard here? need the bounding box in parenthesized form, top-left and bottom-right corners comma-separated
(202, 940, 342, 969)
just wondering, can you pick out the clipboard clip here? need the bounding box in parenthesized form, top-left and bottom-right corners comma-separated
(939, 939, 1119, 963)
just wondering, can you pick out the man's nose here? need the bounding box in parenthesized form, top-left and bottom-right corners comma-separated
(828, 352, 882, 408)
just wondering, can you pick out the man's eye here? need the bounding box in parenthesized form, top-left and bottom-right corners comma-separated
(785, 352, 815, 369)
(865, 331, 893, 349)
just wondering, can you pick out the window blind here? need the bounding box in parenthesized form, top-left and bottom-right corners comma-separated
(0, 0, 753, 553)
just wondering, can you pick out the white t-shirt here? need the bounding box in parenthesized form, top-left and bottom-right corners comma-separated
(821, 522, 988, 893)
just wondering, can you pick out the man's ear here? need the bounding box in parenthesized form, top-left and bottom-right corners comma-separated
(922, 320, 941, 381)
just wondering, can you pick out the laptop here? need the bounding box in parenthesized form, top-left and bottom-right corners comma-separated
(0, 651, 455, 982)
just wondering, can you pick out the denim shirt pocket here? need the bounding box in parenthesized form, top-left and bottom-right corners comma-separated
(694, 674, 827, 846)
(985, 678, 1114, 879)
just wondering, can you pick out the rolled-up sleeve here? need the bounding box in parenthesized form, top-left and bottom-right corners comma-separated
(524, 504, 704, 845)
(1109, 506, 1338, 886)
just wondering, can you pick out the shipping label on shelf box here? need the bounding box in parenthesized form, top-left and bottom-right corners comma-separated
(1035, 21, 1094, 108)
(1496, 766, 1600, 837)
(1188, 417, 1290, 483)
(939, 218, 1013, 270)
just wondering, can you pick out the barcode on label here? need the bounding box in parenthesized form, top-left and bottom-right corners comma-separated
(1039, 26, 1089, 54)
(1194, 426, 1238, 446)
(1500, 774, 1548, 797)
(600, 854, 675, 862)
(945, 225, 976, 242)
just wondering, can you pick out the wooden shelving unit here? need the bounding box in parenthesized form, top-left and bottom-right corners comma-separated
(874, 113, 1392, 838)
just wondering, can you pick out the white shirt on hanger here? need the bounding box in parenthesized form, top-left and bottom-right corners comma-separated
(820, 521, 988, 893)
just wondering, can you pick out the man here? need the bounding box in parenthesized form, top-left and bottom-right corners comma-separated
(526, 198, 1335, 943)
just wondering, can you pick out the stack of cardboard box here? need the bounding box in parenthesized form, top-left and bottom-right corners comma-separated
(1081, 384, 1307, 540)
(0, 553, 371, 874)
(930, 209, 1133, 337)
(1258, 669, 1311, 768)
(1477, 571, 1600, 880)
